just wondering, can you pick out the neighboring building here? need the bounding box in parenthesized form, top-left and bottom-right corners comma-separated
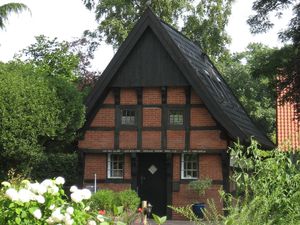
(277, 83, 300, 151)
(78, 8, 273, 219)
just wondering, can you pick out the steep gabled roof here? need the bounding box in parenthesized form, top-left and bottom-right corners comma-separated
(85, 8, 274, 149)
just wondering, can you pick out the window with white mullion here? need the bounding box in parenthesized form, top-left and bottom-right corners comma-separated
(181, 153, 198, 179)
(107, 153, 124, 179)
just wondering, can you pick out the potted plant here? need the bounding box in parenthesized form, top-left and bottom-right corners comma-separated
(188, 178, 212, 218)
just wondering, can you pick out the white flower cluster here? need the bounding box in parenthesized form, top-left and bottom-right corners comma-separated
(4, 177, 65, 203)
(70, 185, 92, 203)
(1, 177, 93, 225)
(46, 206, 74, 225)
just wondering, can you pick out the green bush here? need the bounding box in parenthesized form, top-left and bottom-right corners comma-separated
(90, 189, 140, 214)
(30, 153, 80, 187)
(116, 189, 140, 212)
(90, 189, 115, 212)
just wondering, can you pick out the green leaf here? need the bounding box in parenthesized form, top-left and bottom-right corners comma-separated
(15, 217, 21, 224)
(113, 205, 124, 216)
(152, 214, 167, 225)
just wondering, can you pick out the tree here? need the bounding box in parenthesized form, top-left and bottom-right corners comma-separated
(182, 0, 233, 61)
(18, 35, 100, 93)
(220, 43, 277, 137)
(0, 62, 66, 174)
(248, 0, 300, 117)
(83, 0, 233, 62)
(0, 2, 30, 29)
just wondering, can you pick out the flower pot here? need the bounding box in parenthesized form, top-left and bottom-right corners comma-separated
(192, 203, 205, 218)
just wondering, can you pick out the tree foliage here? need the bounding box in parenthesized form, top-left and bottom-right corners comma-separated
(0, 2, 30, 29)
(83, 0, 233, 61)
(18, 35, 100, 93)
(182, 0, 233, 61)
(220, 43, 276, 137)
(0, 59, 85, 177)
(248, 0, 300, 117)
(0, 62, 62, 173)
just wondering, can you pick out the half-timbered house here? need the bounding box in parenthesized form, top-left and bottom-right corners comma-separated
(78, 8, 274, 219)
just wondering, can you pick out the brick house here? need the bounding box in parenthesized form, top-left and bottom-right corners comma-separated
(78, 8, 274, 219)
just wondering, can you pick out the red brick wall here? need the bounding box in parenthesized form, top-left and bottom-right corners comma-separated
(91, 108, 115, 127)
(79, 131, 114, 149)
(97, 183, 131, 192)
(167, 87, 186, 104)
(172, 184, 223, 220)
(190, 108, 216, 127)
(84, 154, 106, 179)
(191, 89, 203, 104)
(200, 155, 223, 180)
(103, 90, 115, 104)
(119, 131, 137, 149)
(172, 154, 223, 219)
(142, 131, 161, 149)
(120, 88, 137, 105)
(84, 154, 131, 180)
(143, 107, 161, 127)
(190, 130, 227, 149)
(167, 130, 185, 150)
(143, 88, 161, 104)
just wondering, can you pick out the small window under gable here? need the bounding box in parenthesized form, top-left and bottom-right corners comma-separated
(107, 153, 124, 179)
(121, 109, 136, 125)
(181, 153, 198, 179)
(168, 109, 184, 126)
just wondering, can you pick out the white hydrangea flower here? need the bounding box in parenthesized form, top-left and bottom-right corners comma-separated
(66, 207, 74, 215)
(51, 208, 64, 222)
(46, 217, 55, 224)
(81, 189, 92, 200)
(84, 206, 90, 211)
(55, 177, 65, 185)
(49, 204, 56, 210)
(1, 181, 11, 187)
(65, 219, 74, 225)
(5, 188, 19, 201)
(48, 185, 59, 195)
(70, 185, 78, 193)
(63, 213, 74, 225)
(41, 179, 53, 188)
(33, 208, 42, 219)
(87, 220, 97, 225)
(35, 195, 45, 204)
(18, 189, 33, 203)
(70, 192, 83, 203)
(29, 183, 40, 194)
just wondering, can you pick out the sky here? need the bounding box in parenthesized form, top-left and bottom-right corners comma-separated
(0, 0, 292, 72)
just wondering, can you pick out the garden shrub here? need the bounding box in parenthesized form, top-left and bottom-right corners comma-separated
(31, 153, 80, 187)
(116, 189, 140, 212)
(90, 189, 115, 212)
(170, 140, 300, 225)
(90, 189, 140, 215)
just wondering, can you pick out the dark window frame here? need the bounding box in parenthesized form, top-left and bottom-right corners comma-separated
(167, 108, 185, 128)
(120, 106, 137, 127)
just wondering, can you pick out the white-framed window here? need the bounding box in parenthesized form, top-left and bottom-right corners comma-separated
(181, 153, 198, 179)
(107, 153, 124, 179)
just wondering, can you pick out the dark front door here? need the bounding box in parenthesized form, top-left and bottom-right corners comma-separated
(137, 153, 167, 216)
